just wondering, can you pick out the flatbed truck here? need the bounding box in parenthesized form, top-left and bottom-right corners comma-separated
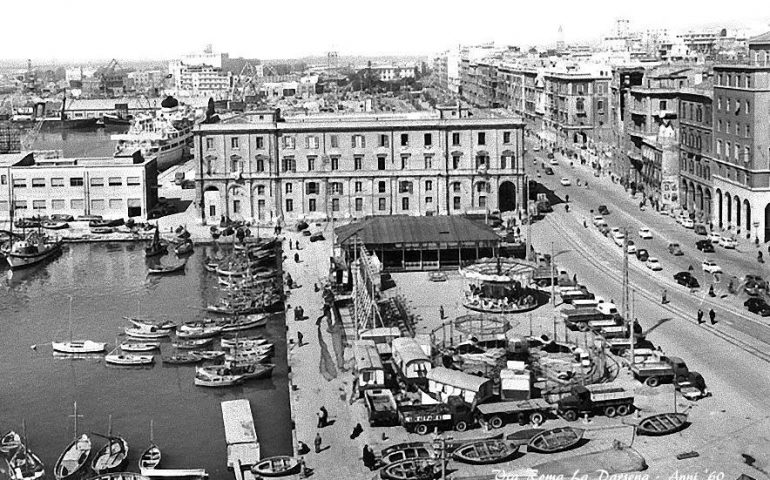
(630, 356, 690, 387)
(398, 397, 475, 435)
(557, 383, 635, 421)
(475, 398, 554, 429)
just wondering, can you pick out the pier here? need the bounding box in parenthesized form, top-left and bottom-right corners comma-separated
(221, 399, 260, 480)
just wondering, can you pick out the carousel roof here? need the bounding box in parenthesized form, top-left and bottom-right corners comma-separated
(460, 257, 536, 283)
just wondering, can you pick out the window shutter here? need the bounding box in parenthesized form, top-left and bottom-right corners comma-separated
(352, 135, 356, 148)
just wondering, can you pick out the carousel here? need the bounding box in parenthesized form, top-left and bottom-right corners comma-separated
(459, 257, 545, 314)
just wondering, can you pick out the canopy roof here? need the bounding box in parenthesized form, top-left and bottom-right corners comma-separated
(460, 257, 536, 283)
(336, 215, 500, 247)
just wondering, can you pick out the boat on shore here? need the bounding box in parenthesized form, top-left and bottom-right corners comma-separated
(250, 456, 300, 477)
(527, 427, 584, 454)
(174, 240, 194, 256)
(91, 227, 116, 235)
(637, 412, 689, 436)
(41, 221, 69, 230)
(89, 219, 125, 228)
(54, 403, 91, 480)
(452, 439, 518, 465)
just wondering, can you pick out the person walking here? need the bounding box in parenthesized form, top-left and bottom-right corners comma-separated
(318, 406, 328, 427)
(296, 240, 300, 250)
(439, 305, 445, 319)
(297, 331, 304, 347)
(362, 445, 375, 471)
(294, 252, 300, 263)
(697, 309, 704, 324)
(314, 432, 322, 453)
(709, 309, 717, 325)
(350, 422, 363, 439)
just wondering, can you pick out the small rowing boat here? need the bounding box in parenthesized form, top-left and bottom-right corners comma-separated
(193, 371, 245, 387)
(637, 412, 689, 436)
(527, 427, 583, 454)
(452, 439, 518, 465)
(171, 338, 213, 349)
(175, 326, 222, 340)
(124, 327, 169, 339)
(120, 342, 160, 352)
(161, 353, 202, 365)
(250, 456, 300, 477)
(195, 350, 225, 361)
(197, 363, 274, 381)
(147, 260, 186, 275)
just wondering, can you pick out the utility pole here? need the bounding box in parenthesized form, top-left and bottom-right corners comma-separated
(622, 227, 632, 364)
(551, 241, 556, 307)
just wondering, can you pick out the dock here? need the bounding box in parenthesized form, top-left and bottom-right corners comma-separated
(221, 399, 260, 480)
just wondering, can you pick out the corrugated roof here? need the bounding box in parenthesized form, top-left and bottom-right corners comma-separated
(427, 367, 490, 392)
(749, 31, 770, 44)
(335, 215, 501, 246)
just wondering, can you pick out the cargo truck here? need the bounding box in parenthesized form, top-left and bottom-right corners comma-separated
(557, 384, 634, 421)
(398, 396, 476, 435)
(630, 355, 690, 387)
(562, 301, 619, 331)
(475, 398, 554, 429)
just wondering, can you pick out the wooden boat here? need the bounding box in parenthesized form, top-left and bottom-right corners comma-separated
(120, 342, 160, 352)
(527, 427, 584, 454)
(89, 219, 124, 228)
(637, 412, 689, 436)
(42, 221, 69, 230)
(222, 340, 272, 352)
(178, 319, 220, 332)
(197, 363, 274, 381)
(147, 261, 186, 275)
(91, 421, 129, 475)
(225, 350, 271, 364)
(250, 456, 300, 477)
(444, 433, 503, 453)
(175, 326, 222, 340)
(6, 233, 63, 270)
(105, 352, 154, 366)
(380, 443, 433, 466)
(174, 241, 193, 256)
(195, 351, 225, 361)
(0, 432, 21, 456)
(505, 428, 544, 447)
(52, 341, 106, 354)
(220, 335, 266, 348)
(144, 227, 166, 258)
(193, 371, 245, 387)
(124, 327, 169, 339)
(219, 314, 268, 331)
(91, 227, 115, 235)
(452, 439, 518, 465)
(161, 353, 201, 365)
(223, 343, 273, 356)
(9, 443, 45, 480)
(138, 420, 160, 472)
(171, 338, 213, 349)
(205, 304, 263, 316)
(54, 428, 91, 480)
(125, 318, 176, 333)
(379, 458, 437, 480)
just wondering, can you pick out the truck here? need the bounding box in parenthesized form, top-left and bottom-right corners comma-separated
(557, 383, 635, 421)
(398, 396, 476, 435)
(559, 285, 595, 304)
(630, 355, 690, 387)
(364, 388, 400, 426)
(562, 301, 619, 331)
(475, 398, 554, 429)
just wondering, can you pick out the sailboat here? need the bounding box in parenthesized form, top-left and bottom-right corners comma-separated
(144, 226, 167, 257)
(138, 420, 161, 475)
(90, 415, 129, 474)
(52, 298, 107, 354)
(105, 338, 154, 366)
(8, 421, 45, 480)
(54, 402, 92, 480)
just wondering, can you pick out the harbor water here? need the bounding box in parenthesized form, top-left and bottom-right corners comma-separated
(31, 127, 124, 157)
(0, 243, 293, 476)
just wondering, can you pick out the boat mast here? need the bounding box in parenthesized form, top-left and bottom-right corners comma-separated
(68, 401, 83, 438)
(149, 419, 154, 443)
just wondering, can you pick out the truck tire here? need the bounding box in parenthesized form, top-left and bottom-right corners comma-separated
(645, 376, 660, 388)
(530, 412, 545, 426)
(616, 404, 630, 416)
(617, 348, 628, 357)
(562, 410, 578, 422)
(604, 406, 617, 418)
(415, 424, 428, 435)
(489, 416, 504, 429)
(454, 420, 468, 432)
(578, 322, 589, 332)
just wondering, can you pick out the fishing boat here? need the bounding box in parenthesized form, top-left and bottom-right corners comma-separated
(171, 338, 213, 349)
(52, 340, 106, 354)
(174, 241, 194, 256)
(147, 260, 186, 275)
(105, 351, 154, 366)
(250, 456, 300, 477)
(197, 362, 274, 381)
(380, 443, 433, 466)
(527, 427, 584, 454)
(220, 335, 267, 348)
(161, 353, 201, 365)
(54, 403, 91, 480)
(175, 326, 222, 340)
(452, 439, 518, 465)
(90, 227, 115, 235)
(637, 412, 689, 436)
(125, 318, 176, 333)
(219, 314, 269, 331)
(144, 228, 167, 258)
(124, 326, 170, 340)
(379, 458, 437, 480)
(195, 351, 225, 361)
(120, 342, 160, 352)
(6, 232, 63, 270)
(138, 421, 161, 473)
(193, 371, 245, 387)
(91, 417, 129, 474)
(9, 443, 45, 480)
(0, 432, 21, 456)
(41, 221, 69, 230)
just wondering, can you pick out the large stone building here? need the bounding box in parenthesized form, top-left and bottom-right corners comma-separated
(193, 108, 526, 224)
(678, 85, 714, 221)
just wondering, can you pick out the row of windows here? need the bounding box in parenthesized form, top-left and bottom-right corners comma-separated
(716, 119, 750, 138)
(283, 180, 489, 196)
(5, 176, 141, 188)
(209, 131, 517, 151)
(276, 154, 517, 173)
(680, 158, 711, 181)
(680, 127, 710, 152)
(716, 73, 752, 89)
(0, 198, 140, 211)
(716, 97, 750, 115)
(715, 140, 751, 163)
(680, 101, 708, 123)
(283, 195, 481, 213)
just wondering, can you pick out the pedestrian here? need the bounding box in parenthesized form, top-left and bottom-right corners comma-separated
(350, 422, 363, 439)
(697, 309, 704, 324)
(318, 406, 328, 427)
(572, 274, 577, 285)
(296, 240, 300, 250)
(661, 289, 668, 304)
(297, 441, 310, 455)
(565, 194, 569, 203)
(709, 308, 717, 325)
(439, 305, 445, 319)
(298, 457, 308, 478)
(362, 445, 375, 470)
(708, 285, 715, 297)
(294, 252, 300, 263)
(688, 264, 694, 271)
(314, 432, 322, 453)
(297, 331, 304, 346)
(289, 240, 293, 250)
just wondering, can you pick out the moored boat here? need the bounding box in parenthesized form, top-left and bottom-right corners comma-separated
(138, 421, 160, 473)
(52, 341, 106, 354)
(9, 443, 45, 480)
(90, 227, 115, 235)
(250, 456, 300, 477)
(196, 362, 274, 381)
(220, 335, 267, 348)
(219, 314, 269, 331)
(174, 240, 194, 256)
(527, 427, 584, 454)
(195, 351, 225, 361)
(637, 412, 689, 436)
(171, 338, 213, 349)
(6, 233, 63, 270)
(161, 353, 201, 365)
(91, 422, 129, 475)
(0, 432, 21, 456)
(175, 326, 222, 340)
(124, 327, 170, 339)
(105, 352, 154, 366)
(125, 318, 176, 333)
(41, 221, 69, 230)
(452, 439, 518, 465)
(193, 371, 245, 387)
(120, 342, 160, 352)
(380, 443, 433, 466)
(144, 227, 167, 257)
(54, 405, 91, 480)
(147, 260, 186, 275)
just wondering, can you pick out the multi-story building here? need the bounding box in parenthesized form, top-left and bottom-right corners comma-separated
(712, 32, 770, 241)
(126, 70, 168, 95)
(434, 49, 461, 93)
(678, 85, 714, 221)
(193, 108, 525, 224)
(0, 151, 157, 221)
(170, 63, 232, 98)
(366, 65, 417, 82)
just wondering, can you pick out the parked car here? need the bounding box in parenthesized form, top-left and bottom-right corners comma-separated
(638, 227, 653, 239)
(544, 167, 554, 175)
(701, 260, 723, 274)
(636, 248, 649, 262)
(626, 240, 637, 254)
(708, 232, 721, 243)
(744, 275, 767, 296)
(613, 233, 626, 247)
(694, 224, 708, 235)
(550, 158, 558, 166)
(696, 240, 715, 253)
(719, 236, 738, 249)
(598, 205, 610, 215)
(682, 218, 695, 229)
(744, 298, 770, 316)
(593, 215, 605, 227)
(674, 271, 700, 288)
(560, 178, 571, 186)
(668, 243, 683, 256)
(646, 257, 662, 271)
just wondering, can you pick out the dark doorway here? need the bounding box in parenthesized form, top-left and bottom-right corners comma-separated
(499, 181, 516, 212)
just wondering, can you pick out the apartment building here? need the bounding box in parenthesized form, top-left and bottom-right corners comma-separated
(193, 108, 525, 224)
(678, 86, 714, 220)
(0, 151, 158, 221)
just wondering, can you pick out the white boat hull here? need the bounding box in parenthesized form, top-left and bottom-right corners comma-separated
(52, 341, 106, 354)
(124, 327, 170, 339)
(7, 243, 62, 269)
(105, 354, 154, 366)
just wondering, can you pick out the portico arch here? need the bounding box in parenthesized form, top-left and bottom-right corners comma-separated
(498, 181, 516, 212)
(203, 186, 221, 222)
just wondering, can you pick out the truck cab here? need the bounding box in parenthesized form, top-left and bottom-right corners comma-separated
(558, 384, 634, 421)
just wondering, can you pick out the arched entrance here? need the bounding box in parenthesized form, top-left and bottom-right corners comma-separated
(498, 181, 516, 212)
(744, 199, 751, 235)
(696, 185, 703, 212)
(725, 192, 732, 226)
(203, 186, 220, 223)
(734, 196, 742, 234)
(681, 181, 689, 209)
(765, 204, 770, 243)
(704, 189, 712, 221)
(716, 189, 722, 228)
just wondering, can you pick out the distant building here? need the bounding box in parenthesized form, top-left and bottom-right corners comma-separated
(362, 65, 417, 82)
(169, 48, 232, 98)
(0, 151, 157, 221)
(126, 70, 168, 95)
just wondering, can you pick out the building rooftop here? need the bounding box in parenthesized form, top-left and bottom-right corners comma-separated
(0, 152, 33, 167)
(335, 215, 501, 247)
(11, 150, 152, 168)
(748, 31, 770, 45)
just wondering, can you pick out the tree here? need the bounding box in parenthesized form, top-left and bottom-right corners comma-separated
(206, 97, 215, 119)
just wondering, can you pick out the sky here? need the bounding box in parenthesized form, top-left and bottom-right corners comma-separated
(1, 0, 769, 63)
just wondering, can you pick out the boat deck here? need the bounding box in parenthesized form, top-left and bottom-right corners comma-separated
(221, 399, 260, 480)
